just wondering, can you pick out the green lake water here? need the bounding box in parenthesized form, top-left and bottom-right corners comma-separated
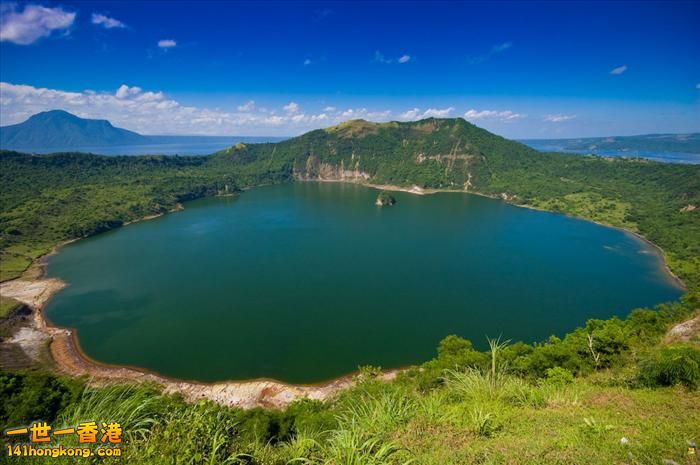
(45, 183, 683, 384)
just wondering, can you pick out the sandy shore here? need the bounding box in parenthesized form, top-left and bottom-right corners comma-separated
(0, 277, 385, 408)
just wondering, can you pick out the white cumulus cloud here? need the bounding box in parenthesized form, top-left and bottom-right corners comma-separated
(610, 65, 627, 75)
(464, 109, 525, 121)
(399, 108, 421, 119)
(283, 102, 300, 114)
(158, 39, 176, 48)
(0, 3, 75, 45)
(543, 114, 576, 123)
(423, 107, 454, 117)
(0, 82, 402, 136)
(398, 55, 411, 64)
(115, 84, 142, 99)
(91, 13, 125, 29)
(237, 100, 256, 112)
(399, 107, 454, 120)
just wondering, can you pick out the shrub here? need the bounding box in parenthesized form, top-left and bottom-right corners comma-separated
(411, 335, 490, 391)
(636, 345, 700, 389)
(436, 335, 490, 370)
(516, 335, 585, 378)
(0, 372, 83, 427)
(625, 308, 667, 344)
(583, 318, 630, 368)
(284, 398, 336, 435)
(544, 367, 575, 386)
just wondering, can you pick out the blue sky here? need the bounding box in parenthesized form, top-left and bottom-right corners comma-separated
(1, 1, 699, 137)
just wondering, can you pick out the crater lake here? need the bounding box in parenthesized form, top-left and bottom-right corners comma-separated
(44, 182, 683, 384)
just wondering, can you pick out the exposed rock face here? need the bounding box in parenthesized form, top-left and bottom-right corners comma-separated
(294, 157, 370, 182)
(666, 315, 700, 344)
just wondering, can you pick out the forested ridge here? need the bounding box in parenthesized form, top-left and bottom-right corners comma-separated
(2, 117, 699, 289)
(1, 117, 700, 464)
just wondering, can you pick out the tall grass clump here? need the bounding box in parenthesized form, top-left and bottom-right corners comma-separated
(146, 400, 241, 464)
(443, 336, 543, 405)
(415, 389, 454, 424)
(321, 427, 414, 465)
(488, 336, 510, 390)
(468, 408, 499, 437)
(57, 383, 165, 442)
(336, 389, 416, 437)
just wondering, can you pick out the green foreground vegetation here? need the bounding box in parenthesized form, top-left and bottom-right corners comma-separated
(1, 117, 699, 463)
(2, 298, 699, 464)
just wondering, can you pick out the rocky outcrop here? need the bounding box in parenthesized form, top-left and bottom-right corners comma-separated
(375, 191, 396, 206)
(294, 157, 370, 182)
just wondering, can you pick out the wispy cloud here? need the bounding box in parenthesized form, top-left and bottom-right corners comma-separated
(158, 39, 176, 49)
(400, 107, 454, 120)
(91, 13, 126, 29)
(543, 114, 576, 123)
(237, 100, 255, 112)
(374, 51, 412, 64)
(491, 42, 513, 53)
(696, 83, 700, 89)
(0, 3, 75, 45)
(303, 58, 312, 66)
(467, 41, 513, 64)
(464, 109, 525, 121)
(610, 65, 627, 75)
(312, 8, 333, 21)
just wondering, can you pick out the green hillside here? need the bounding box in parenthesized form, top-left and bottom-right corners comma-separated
(3, 117, 699, 288)
(1, 117, 700, 464)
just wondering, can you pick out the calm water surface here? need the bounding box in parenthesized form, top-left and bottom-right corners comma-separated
(6, 136, 286, 156)
(45, 183, 683, 383)
(521, 141, 700, 164)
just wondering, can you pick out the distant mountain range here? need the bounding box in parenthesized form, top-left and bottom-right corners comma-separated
(0, 110, 147, 148)
(522, 133, 700, 155)
(2, 110, 699, 160)
(0, 110, 283, 154)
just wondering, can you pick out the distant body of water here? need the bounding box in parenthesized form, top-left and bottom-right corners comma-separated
(6, 136, 699, 163)
(45, 183, 683, 384)
(521, 141, 700, 164)
(4, 136, 287, 156)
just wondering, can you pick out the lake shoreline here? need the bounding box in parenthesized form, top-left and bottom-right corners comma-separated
(305, 177, 686, 291)
(0, 179, 686, 405)
(0, 272, 402, 408)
